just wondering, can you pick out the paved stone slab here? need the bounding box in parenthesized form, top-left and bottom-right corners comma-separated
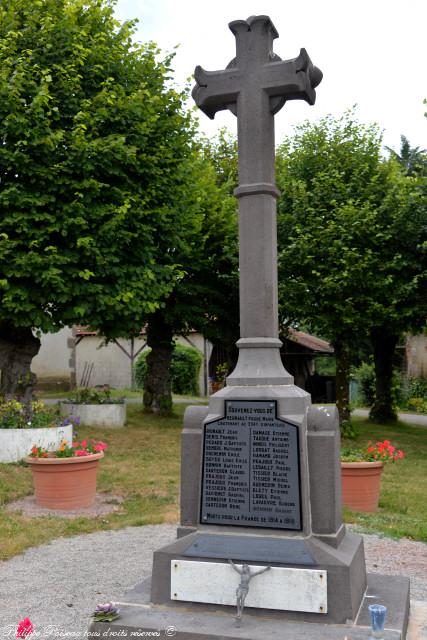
(89, 572, 409, 639)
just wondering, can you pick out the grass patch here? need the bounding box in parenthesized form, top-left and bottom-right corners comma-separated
(0, 409, 425, 561)
(36, 388, 142, 400)
(342, 417, 427, 541)
(0, 404, 186, 561)
(36, 389, 206, 401)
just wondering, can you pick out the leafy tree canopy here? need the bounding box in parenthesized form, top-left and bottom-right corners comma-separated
(385, 135, 427, 176)
(276, 110, 385, 342)
(0, 0, 196, 339)
(276, 109, 427, 423)
(141, 131, 239, 413)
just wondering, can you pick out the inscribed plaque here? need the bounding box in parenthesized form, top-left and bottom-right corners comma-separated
(200, 400, 302, 529)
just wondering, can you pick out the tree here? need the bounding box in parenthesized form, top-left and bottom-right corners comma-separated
(195, 131, 240, 373)
(276, 111, 427, 425)
(277, 111, 385, 425)
(142, 136, 238, 413)
(0, 0, 196, 399)
(366, 170, 427, 421)
(385, 135, 427, 176)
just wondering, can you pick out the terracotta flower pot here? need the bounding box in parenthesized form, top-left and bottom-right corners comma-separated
(341, 461, 384, 512)
(25, 452, 103, 509)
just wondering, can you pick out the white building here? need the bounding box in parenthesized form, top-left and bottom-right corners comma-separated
(32, 326, 211, 395)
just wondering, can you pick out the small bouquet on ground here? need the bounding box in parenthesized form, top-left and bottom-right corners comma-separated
(92, 602, 120, 622)
(16, 617, 33, 638)
(29, 439, 107, 458)
(341, 439, 405, 463)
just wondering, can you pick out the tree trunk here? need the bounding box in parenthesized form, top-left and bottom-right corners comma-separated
(334, 340, 351, 427)
(0, 322, 41, 404)
(369, 328, 398, 422)
(143, 312, 174, 415)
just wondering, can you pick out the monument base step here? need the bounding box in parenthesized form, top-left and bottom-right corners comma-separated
(88, 572, 410, 639)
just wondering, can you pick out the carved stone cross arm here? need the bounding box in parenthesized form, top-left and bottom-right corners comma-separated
(192, 15, 322, 121)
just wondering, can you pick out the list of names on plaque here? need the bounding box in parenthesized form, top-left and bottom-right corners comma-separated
(201, 400, 301, 530)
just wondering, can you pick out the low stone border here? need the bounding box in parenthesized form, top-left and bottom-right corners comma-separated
(0, 425, 73, 463)
(61, 403, 126, 428)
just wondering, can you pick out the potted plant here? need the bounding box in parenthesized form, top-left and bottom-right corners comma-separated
(0, 399, 75, 463)
(60, 387, 126, 428)
(25, 438, 107, 509)
(341, 440, 405, 512)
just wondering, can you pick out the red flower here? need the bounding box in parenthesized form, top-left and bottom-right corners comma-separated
(75, 449, 89, 456)
(16, 617, 33, 638)
(80, 439, 88, 448)
(364, 439, 405, 463)
(94, 442, 107, 452)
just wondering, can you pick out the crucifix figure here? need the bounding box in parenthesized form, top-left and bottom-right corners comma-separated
(229, 560, 271, 627)
(193, 16, 322, 385)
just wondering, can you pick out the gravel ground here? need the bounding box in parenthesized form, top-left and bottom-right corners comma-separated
(0, 524, 425, 638)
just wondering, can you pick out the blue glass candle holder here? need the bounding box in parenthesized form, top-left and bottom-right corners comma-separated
(368, 603, 387, 639)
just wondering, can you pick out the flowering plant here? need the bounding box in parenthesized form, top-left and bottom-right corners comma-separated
(29, 438, 107, 458)
(16, 617, 33, 638)
(341, 440, 405, 463)
(65, 387, 124, 405)
(0, 399, 72, 430)
(92, 602, 120, 622)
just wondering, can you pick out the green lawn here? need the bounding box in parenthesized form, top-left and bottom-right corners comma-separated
(0, 406, 425, 562)
(36, 387, 143, 400)
(342, 417, 427, 540)
(35, 388, 205, 401)
(0, 404, 186, 561)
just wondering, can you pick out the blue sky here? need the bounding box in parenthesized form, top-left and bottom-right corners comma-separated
(114, 0, 426, 152)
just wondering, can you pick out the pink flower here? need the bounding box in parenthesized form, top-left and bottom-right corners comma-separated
(80, 439, 88, 448)
(16, 618, 33, 638)
(94, 442, 107, 452)
(75, 449, 89, 456)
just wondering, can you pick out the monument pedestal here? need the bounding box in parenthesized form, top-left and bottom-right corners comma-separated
(156, 382, 367, 625)
(88, 383, 410, 639)
(150, 528, 365, 624)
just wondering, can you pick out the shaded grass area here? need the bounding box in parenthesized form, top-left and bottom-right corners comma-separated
(36, 388, 142, 400)
(0, 408, 425, 562)
(342, 417, 427, 541)
(0, 404, 186, 561)
(36, 389, 205, 401)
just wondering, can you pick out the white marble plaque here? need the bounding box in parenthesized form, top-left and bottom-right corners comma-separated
(170, 560, 327, 613)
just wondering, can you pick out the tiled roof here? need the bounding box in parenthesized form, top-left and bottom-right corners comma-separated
(286, 327, 334, 353)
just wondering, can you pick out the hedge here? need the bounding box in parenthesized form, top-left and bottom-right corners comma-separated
(135, 343, 202, 396)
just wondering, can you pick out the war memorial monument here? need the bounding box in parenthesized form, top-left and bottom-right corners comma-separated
(90, 15, 410, 639)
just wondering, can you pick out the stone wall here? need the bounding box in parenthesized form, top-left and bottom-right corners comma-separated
(31, 326, 74, 386)
(406, 334, 427, 378)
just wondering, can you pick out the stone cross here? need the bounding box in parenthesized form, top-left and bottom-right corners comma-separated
(193, 15, 322, 385)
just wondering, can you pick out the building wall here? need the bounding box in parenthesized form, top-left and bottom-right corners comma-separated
(32, 327, 74, 383)
(406, 334, 427, 378)
(75, 333, 209, 394)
